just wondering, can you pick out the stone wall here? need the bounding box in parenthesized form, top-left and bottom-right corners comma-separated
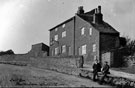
(0, 55, 83, 76)
(79, 69, 135, 87)
(30, 56, 83, 75)
(1, 54, 135, 87)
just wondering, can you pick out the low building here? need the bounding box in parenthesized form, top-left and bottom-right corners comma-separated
(28, 43, 49, 57)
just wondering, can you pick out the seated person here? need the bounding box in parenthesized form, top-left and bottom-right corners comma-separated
(99, 61, 110, 84)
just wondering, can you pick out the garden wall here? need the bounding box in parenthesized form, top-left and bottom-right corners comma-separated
(29, 56, 83, 75)
(0, 55, 83, 76)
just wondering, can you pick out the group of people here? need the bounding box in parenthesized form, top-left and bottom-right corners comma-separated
(92, 58, 110, 84)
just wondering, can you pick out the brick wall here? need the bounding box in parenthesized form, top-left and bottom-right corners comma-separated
(100, 33, 119, 52)
(29, 43, 49, 57)
(75, 16, 100, 65)
(100, 33, 120, 66)
(49, 18, 74, 56)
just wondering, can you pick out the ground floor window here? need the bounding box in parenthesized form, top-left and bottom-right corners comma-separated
(68, 46, 72, 55)
(93, 44, 96, 52)
(52, 49, 54, 56)
(62, 45, 66, 53)
(82, 44, 86, 55)
(55, 47, 58, 55)
(79, 44, 87, 55)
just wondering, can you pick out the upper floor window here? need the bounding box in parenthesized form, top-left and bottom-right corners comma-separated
(62, 31, 66, 38)
(62, 45, 66, 53)
(89, 28, 92, 35)
(93, 44, 96, 52)
(54, 35, 58, 41)
(62, 24, 65, 28)
(55, 28, 58, 31)
(81, 27, 85, 35)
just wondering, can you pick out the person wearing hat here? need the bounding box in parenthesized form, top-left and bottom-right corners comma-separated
(99, 61, 110, 84)
(92, 57, 101, 81)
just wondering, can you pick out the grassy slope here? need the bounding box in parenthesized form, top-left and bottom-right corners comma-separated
(0, 64, 110, 87)
(0, 64, 67, 87)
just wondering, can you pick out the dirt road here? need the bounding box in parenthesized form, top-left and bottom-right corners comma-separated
(0, 64, 112, 87)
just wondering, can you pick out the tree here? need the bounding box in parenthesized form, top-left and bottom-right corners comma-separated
(0, 49, 14, 56)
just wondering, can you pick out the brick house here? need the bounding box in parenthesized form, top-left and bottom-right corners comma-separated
(28, 43, 49, 57)
(49, 6, 120, 66)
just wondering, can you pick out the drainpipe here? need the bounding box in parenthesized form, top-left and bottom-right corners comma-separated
(73, 16, 76, 55)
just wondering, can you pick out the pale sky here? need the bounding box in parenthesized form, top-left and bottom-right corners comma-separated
(0, 0, 135, 53)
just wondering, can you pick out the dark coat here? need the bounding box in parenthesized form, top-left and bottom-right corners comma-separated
(92, 63, 101, 73)
(102, 64, 110, 74)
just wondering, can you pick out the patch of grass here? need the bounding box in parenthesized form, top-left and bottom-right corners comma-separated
(0, 65, 68, 87)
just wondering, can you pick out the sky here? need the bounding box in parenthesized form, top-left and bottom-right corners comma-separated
(0, 0, 135, 54)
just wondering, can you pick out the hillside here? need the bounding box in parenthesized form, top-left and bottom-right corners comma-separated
(0, 64, 110, 87)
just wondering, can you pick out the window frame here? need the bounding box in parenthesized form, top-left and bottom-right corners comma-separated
(82, 44, 87, 55)
(93, 44, 96, 52)
(62, 31, 66, 38)
(68, 46, 72, 55)
(62, 24, 65, 28)
(54, 35, 58, 41)
(81, 27, 85, 35)
(55, 28, 58, 31)
(62, 45, 66, 53)
(89, 28, 92, 35)
(55, 47, 58, 55)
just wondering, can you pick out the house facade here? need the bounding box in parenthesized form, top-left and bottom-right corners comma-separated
(49, 6, 120, 65)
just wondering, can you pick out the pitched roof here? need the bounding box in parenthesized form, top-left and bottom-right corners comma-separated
(78, 11, 119, 34)
(32, 42, 49, 47)
(49, 17, 74, 31)
(49, 7, 119, 34)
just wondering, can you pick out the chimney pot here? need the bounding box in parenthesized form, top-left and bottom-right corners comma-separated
(93, 6, 103, 24)
(98, 6, 101, 13)
(77, 6, 84, 14)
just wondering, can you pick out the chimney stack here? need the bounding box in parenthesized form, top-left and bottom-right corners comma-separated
(95, 8, 98, 14)
(77, 6, 84, 14)
(98, 6, 101, 13)
(93, 5, 103, 24)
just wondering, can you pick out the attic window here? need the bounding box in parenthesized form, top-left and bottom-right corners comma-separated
(62, 24, 65, 28)
(55, 28, 58, 31)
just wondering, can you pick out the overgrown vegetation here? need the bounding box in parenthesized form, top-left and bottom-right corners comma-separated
(0, 49, 14, 56)
(120, 36, 135, 67)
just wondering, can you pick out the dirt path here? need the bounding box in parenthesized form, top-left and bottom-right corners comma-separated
(0, 64, 112, 87)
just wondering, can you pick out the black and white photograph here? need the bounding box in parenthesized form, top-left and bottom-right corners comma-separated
(0, 0, 135, 87)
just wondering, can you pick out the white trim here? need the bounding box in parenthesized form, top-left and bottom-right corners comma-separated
(62, 31, 66, 38)
(81, 27, 85, 35)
